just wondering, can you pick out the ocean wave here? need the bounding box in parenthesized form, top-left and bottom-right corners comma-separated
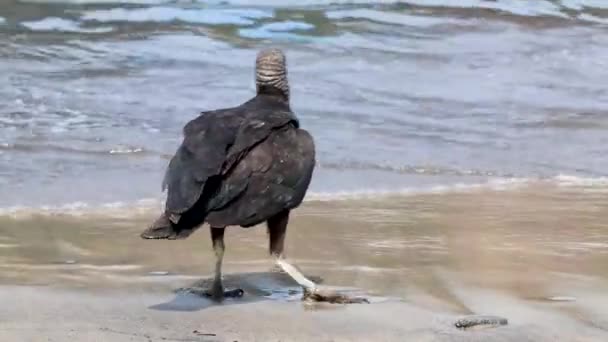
(0, 199, 163, 219)
(21, 17, 113, 33)
(553, 174, 608, 187)
(325, 8, 463, 27)
(108, 146, 145, 154)
(305, 178, 533, 201)
(2, 175, 606, 219)
(19, 0, 170, 4)
(216, 0, 608, 15)
(81, 7, 273, 25)
(0, 142, 151, 157)
(239, 20, 316, 41)
(7, 0, 608, 40)
(403, 0, 566, 17)
(51, 0, 608, 14)
(13, 0, 608, 20)
(317, 161, 510, 177)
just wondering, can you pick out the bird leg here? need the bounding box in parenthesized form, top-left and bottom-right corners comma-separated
(201, 227, 244, 301)
(267, 211, 369, 304)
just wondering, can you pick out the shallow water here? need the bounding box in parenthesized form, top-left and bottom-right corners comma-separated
(2, 0, 608, 206)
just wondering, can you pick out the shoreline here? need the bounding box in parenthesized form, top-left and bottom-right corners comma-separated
(1, 186, 607, 341)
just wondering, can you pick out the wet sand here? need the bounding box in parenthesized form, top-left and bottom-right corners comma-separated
(1, 184, 608, 341)
(2, 284, 607, 342)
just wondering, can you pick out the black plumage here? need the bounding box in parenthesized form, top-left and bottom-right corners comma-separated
(142, 94, 315, 239)
(141, 48, 322, 301)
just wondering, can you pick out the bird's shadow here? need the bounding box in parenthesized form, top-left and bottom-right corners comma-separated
(148, 270, 324, 312)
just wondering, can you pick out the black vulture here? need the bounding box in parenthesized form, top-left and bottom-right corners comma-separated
(141, 48, 365, 304)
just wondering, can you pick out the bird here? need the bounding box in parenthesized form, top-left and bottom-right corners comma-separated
(140, 48, 321, 301)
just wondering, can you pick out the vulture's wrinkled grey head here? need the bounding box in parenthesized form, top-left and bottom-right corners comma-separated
(255, 48, 289, 100)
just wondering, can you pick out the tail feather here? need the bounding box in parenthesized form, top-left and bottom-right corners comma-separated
(141, 213, 179, 240)
(141, 213, 199, 240)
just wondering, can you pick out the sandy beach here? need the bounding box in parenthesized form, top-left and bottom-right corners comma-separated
(2, 185, 608, 341)
(1, 282, 606, 342)
(2, 278, 607, 342)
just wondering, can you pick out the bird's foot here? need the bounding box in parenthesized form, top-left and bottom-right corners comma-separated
(302, 287, 369, 304)
(178, 286, 244, 301)
(208, 288, 245, 301)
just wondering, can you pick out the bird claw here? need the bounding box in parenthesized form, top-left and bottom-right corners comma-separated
(203, 288, 245, 300)
(179, 287, 245, 300)
(302, 287, 369, 304)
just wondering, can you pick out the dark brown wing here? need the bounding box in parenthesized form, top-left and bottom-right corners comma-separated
(206, 125, 316, 228)
(163, 109, 242, 214)
(203, 110, 299, 212)
(163, 107, 299, 216)
(283, 128, 316, 207)
(222, 110, 298, 175)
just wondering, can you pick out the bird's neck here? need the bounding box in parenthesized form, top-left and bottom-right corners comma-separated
(256, 86, 290, 104)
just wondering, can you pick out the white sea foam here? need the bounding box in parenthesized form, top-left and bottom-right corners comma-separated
(326, 9, 460, 27)
(305, 177, 532, 202)
(81, 7, 273, 25)
(553, 174, 608, 187)
(21, 17, 113, 33)
(0, 198, 163, 219)
(239, 21, 315, 40)
(2, 175, 605, 219)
